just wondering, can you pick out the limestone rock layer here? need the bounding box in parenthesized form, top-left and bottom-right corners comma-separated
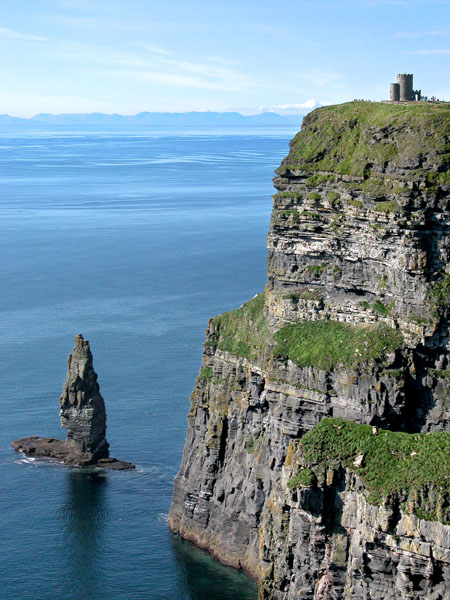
(169, 102, 450, 598)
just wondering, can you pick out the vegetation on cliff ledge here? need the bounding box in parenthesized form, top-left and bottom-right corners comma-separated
(273, 320, 403, 370)
(207, 293, 270, 361)
(295, 418, 450, 523)
(430, 273, 450, 316)
(286, 101, 450, 178)
(208, 296, 403, 370)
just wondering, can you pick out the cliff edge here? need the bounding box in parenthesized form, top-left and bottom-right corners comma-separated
(169, 102, 450, 599)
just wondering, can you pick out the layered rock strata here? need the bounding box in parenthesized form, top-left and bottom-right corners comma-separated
(12, 334, 134, 470)
(169, 102, 450, 598)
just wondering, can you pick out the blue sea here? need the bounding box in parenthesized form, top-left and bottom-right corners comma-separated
(0, 127, 295, 599)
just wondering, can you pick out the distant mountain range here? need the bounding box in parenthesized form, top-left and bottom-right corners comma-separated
(0, 111, 306, 129)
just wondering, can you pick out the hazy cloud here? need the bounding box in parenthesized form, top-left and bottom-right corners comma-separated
(133, 42, 173, 56)
(271, 100, 317, 110)
(0, 26, 49, 42)
(407, 48, 450, 54)
(252, 100, 318, 115)
(32, 37, 255, 93)
(395, 28, 450, 38)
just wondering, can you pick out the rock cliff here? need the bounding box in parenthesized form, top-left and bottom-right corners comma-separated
(169, 102, 450, 598)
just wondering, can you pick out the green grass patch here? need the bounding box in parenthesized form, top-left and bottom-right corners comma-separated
(273, 320, 403, 371)
(381, 369, 405, 379)
(288, 468, 316, 488)
(429, 369, 450, 379)
(328, 191, 340, 206)
(208, 293, 270, 362)
(284, 292, 300, 304)
(306, 263, 328, 277)
(246, 436, 256, 454)
(374, 200, 400, 214)
(360, 299, 394, 315)
(302, 211, 322, 219)
(283, 290, 323, 303)
(299, 418, 450, 522)
(198, 366, 213, 380)
(273, 191, 302, 198)
(307, 192, 321, 201)
(425, 171, 450, 186)
(349, 199, 363, 208)
(373, 300, 394, 315)
(430, 274, 450, 316)
(306, 174, 335, 186)
(278, 210, 300, 223)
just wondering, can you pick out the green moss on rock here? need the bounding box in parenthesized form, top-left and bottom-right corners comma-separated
(374, 200, 400, 214)
(288, 468, 316, 488)
(430, 274, 450, 316)
(198, 366, 214, 380)
(299, 418, 450, 523)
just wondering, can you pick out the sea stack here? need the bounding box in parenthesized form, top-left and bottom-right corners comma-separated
(12, 334, 134, 470)
(60, 334, 109, 464)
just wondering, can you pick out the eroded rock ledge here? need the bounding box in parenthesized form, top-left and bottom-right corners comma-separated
(169, 102, 450, 598)
(12, 334, 134, 470)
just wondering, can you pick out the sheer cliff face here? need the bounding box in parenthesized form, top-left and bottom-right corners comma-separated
(267, 102, 450, 337)
(169, 102, 450, 598)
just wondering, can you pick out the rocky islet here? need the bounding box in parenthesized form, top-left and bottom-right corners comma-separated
(169, 102, 450, 598)
(12, 334, 134, 470)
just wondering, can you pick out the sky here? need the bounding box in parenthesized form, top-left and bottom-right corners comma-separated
(1, 0, 449, 117)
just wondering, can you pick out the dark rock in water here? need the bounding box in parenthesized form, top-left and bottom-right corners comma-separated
(12, 334, 134, 470)
(94, 457, 135, 470)
(60, 333, 109, 464)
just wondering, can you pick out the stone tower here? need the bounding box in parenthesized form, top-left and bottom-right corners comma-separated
(60, 334, 109, 463)
(397, 73, 414, 101)
(390, 82, 400, 101)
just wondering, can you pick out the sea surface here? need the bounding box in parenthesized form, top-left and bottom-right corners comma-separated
(0, 126, 296, 599)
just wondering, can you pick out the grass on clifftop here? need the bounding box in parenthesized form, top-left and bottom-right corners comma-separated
(207, 293, 270, 362)
(286, 101, 450, 178)
(295, 418, 450, 523)
(273, 320, 403, 371)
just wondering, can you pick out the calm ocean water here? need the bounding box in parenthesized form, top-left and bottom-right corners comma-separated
(0, 127, 296, 599)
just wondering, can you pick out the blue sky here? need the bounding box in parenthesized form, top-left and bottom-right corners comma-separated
(1, 0, 449, 116)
